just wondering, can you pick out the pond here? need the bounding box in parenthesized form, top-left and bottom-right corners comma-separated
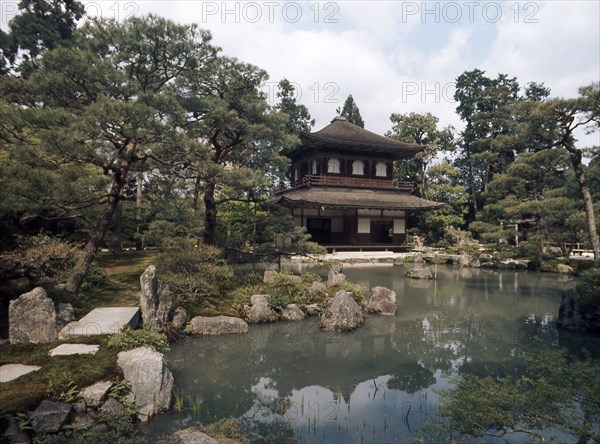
(142, 265, 600, 443)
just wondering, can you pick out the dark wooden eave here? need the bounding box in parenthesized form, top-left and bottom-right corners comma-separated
(268, 187, 447, 212)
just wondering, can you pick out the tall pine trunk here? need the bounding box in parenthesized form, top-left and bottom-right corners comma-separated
(203, 181, 217, 245)
(135, 171, 143, 251)
(66, 144, 136, 294)
(566, 145, 600, 261)
(112, 202, 123, 255)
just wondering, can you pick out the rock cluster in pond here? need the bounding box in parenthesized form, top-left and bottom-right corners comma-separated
(557, 288, 600, 332)
(242, 295, 280, 323)
(405, 267, 433, 280)
(139, 265, 172, 333)
(117, 346, 173, 421)
(320, 290, 364, 332)
(366, 286, 397, 315)
(189, 315, 249, 335)
(9, 287, 58, 344)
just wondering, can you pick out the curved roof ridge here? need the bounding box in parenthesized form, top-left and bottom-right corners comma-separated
(299, 119, 425, 151)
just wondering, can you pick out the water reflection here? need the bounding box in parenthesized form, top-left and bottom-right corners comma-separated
(144, 265, 599, 443)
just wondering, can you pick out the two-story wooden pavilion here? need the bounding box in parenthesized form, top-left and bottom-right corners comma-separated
(270, 116, 444, 251)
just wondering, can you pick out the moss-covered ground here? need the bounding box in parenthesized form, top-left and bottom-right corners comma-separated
(0, 335, 118, 415)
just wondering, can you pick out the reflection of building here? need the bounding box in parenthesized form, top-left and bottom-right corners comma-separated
(270, 116, 444, 251)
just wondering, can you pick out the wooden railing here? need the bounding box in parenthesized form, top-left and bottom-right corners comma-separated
(278, 175, 414, 192)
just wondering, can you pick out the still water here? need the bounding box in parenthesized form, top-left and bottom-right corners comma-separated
(143, 265, 599, 443)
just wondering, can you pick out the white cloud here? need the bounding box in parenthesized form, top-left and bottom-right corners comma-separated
(70, 0, 600, 144)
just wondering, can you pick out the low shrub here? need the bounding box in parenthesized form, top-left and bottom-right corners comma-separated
(107, 328, 169, 354)
(157, 238, 235, 304)
(301, 272, 323, 284)
(0, 234, 78, 283)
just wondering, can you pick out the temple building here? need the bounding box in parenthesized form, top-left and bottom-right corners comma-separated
(269, 116, 445, 251)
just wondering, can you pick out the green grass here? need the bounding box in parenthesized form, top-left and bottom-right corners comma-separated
(72, 250, 158, 317)
(0, 335, 119, 415)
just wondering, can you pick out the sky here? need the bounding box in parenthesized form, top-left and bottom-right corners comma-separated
(2, 0, 600, 145)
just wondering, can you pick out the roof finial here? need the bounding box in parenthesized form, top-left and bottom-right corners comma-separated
(331, 115, 347, 123)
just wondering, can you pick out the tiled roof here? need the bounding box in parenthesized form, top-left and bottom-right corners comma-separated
(293, 117, 425, 157)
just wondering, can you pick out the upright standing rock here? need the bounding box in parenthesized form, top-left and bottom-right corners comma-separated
(9, 287, 58, 344)
(117, 346, 173, 421)
(327, 262, 347, 287)
(140, 265, 172, 333)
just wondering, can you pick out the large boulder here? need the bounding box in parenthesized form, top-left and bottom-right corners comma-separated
(189, 316, 249, 335)
(117, 346, 173, 421)
(327, 262, 346, 287)
(405, 267, 433, 280)
(366, 286, 397, 315)
(9, 287, 58, 344)
(140, 265, 172, 333)
(320, 290, 364, 332)
(557, 288, 600, 332)
(281, 304, 305, 321)
(28, 400, 72, 434)
(555, 263, 575, 274)
(242, 295, 280, 323)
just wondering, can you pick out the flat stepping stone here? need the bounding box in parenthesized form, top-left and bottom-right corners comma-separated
(59, 307, 140, 339)
(49, 343, 100, 357)
(0, 364, 42, 383)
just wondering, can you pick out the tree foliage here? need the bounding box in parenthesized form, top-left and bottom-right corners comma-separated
(422, 350, 600, 443)
(0, 0, 85, 73)
(386, 111, 454, 198)
(337, 94, 364, 127)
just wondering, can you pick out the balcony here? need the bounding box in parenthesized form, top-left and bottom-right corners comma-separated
(277, 175, 414, 193)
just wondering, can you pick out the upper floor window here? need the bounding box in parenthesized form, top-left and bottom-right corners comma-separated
(311, 159, 317, 175)
(352, 160, 364, 175)
(375, 161, 387, 177)
(327, 158, 340, 174)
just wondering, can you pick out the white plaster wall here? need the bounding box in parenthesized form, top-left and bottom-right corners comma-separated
(358, 218, 371, 233)
(394, 218, 406, 234)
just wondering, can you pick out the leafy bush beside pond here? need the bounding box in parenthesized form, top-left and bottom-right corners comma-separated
(576, 267, 600, 314)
